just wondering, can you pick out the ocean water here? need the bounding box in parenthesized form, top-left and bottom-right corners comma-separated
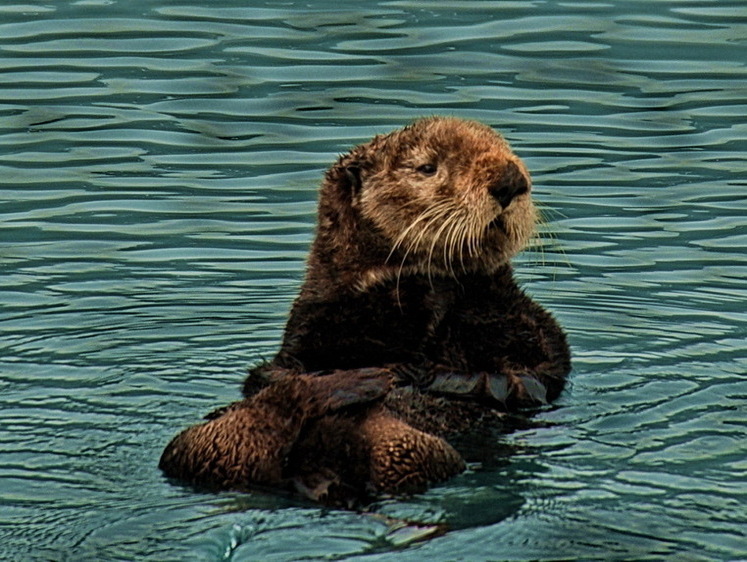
(1, 1, 745, 560)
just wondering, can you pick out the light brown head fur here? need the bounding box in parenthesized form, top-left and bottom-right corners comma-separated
(306, 117, 536, 295)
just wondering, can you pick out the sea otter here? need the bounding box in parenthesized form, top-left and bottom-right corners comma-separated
(160, 117, 571, 506)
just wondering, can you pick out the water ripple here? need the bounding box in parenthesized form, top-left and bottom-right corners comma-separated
(1, 0, 746, 560)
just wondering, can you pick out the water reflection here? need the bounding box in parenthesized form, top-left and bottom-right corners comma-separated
(1, 0, 746, 559)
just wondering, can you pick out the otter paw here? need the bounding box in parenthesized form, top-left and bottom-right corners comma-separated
(361, 413, 465, 494)
(485, 371, 549, 407)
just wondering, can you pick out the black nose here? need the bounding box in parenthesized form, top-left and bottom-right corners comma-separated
(488, 161, 529, 208)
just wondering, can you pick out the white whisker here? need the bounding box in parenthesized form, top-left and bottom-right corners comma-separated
(390, 199, 457, 294)
(427, 209, 456, 283)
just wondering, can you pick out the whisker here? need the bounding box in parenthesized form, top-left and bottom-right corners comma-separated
(448, 213, 464, 277)
(469, 211, 482, 259)
(393, 200, 456, 291)
(453, 214, 467, 273)
(427, 210, 456, 283)
(529, 205, 570, 270)
(450, 211, 469, 275)
(387, 202, 453, 263)
(409, 201, 454, 253)
(443, 212, 458, 275)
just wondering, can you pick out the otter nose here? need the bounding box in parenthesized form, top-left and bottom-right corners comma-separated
(488, 161, 529, 208)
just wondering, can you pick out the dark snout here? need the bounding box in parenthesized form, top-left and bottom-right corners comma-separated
(488, 161, 529, 209)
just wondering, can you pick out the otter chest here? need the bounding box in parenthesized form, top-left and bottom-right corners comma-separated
(282, 278, 455, 371)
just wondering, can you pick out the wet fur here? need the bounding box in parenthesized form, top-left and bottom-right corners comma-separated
(160, 117, 571, 506)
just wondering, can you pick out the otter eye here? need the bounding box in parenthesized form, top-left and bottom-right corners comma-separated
(416, 163, 437, 176)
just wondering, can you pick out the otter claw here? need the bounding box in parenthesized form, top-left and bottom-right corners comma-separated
(388, 363, 434, 387)
(486, 375, 509, 402)
(427, 371, 509, 402)
(425, 371, 549, 406)
(426, 372, 485, 396)
(516, 375, 548, 405)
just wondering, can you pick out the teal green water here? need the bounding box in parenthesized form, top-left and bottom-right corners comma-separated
(1, 1, 746, 560)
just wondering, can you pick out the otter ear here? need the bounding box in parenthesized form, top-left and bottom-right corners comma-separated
(344, 165, 362, 194)
(332, 138, 379, 197)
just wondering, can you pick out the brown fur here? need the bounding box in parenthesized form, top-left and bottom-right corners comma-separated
(306, 117, 535, 296)
(160, 117, 571, 506)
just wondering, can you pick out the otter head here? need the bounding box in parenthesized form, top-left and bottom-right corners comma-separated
(312, 117, 536, 292)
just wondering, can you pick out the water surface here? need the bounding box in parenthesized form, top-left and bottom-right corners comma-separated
(1, 1, 746, 560)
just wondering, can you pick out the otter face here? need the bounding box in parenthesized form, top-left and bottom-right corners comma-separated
(353, 117, 537, 277)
